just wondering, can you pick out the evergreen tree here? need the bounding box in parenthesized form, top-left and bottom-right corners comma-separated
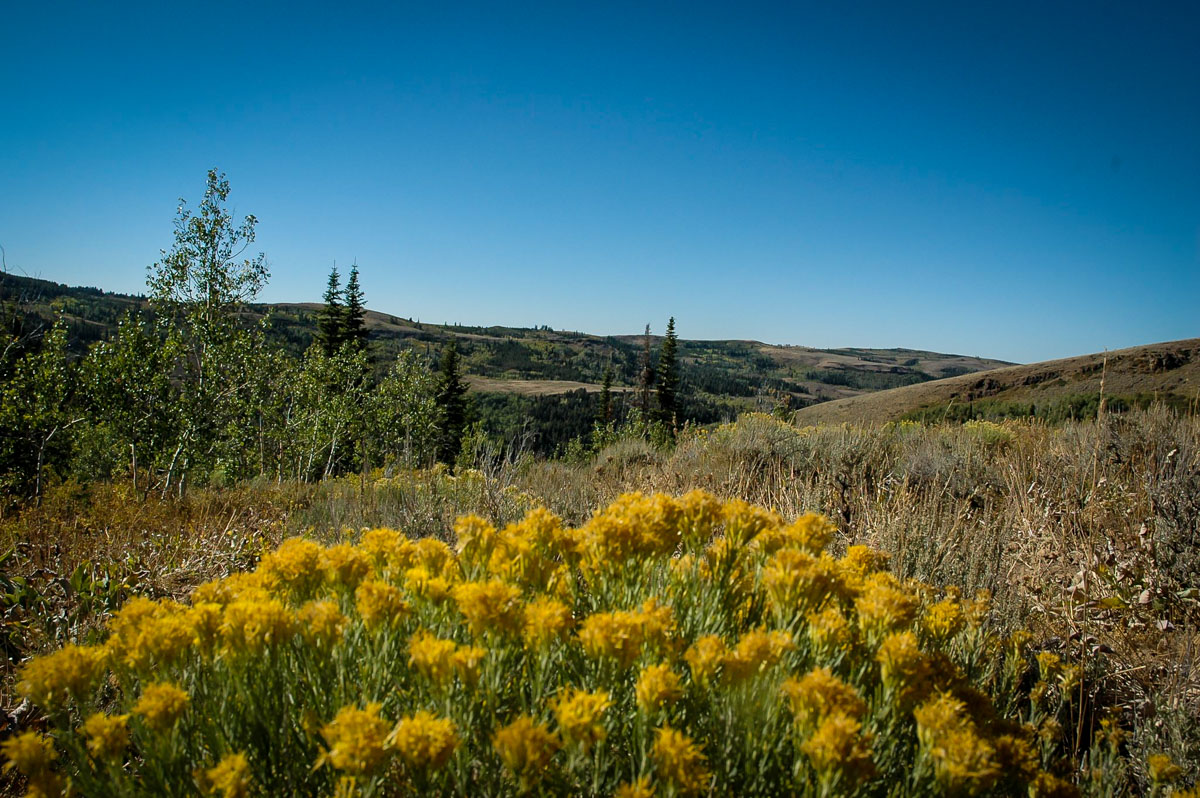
(343, 263, 367, 351)
(657, 316, 679, 428)
(637, 324, 655, 417)
(598, 365, 614, 424)
(435, 339, 468, 466)
(317, 265, 343, 356)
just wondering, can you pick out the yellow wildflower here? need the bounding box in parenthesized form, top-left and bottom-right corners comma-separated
(188, 602, 224, 653)
(723, 628, 793, 683)
(523, 596, 574, 649)
(492, 715, 560, 783)
(1, 730, 57, 778)
(318, 703, 392, 776)
(454, 514, 500, 564)
(684, 635, 727, 687)
(855, 574, 919, 641)
(1147, 753, 1182, 784)
(16, 643, 107, 711)
(452, 579, 524, 636)
(576, 492, 683, 569)
(192, 572, 271, 606)
(413, 537, 457, 577)
(722, 498, 782, 545)
(781, 668, 866, 733)
(358, 528, 417, 574)
(81, 712, 129, 761)
(799, 713, 876, 786)
(838, 546, 890, 590)
(963, 589, 991, 628)
(651, 726, 710, 797)
(220, 597, 296, 653)
(297, 599, 348, 649)
(133, 682, 190, 732)
(404, 566, 454, 602)
(636, 664, 683, 712)
(452, 645, 487, 685)
(258, 537, 325, 597)
(552, 688, 612, 749)
(577, 600, 674, 668)
(108, 603, 196, 671)
(913, 693, 1000, 793)
(408, 630, 459, 685)
(321, 543, 371, 589)
(756, 512, 837, 555)
(921, 599, 965, 643)
(391, 711, 458, 770)
(761, 549, 845, 619)
(614, 776, 656, 798)
(200, 752, 253, 798)
(876, 631, 930, 705)
(677, 488, 723, 547)
(807, 605, 854, 655)
(1036, 652, 1062, 680)
(355, 579, 410, 629)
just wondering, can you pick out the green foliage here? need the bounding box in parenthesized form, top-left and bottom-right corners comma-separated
(317, 265, 343, 356)
(657, 317, 679, 428)
(436, 340, 468, 466)
(342, 263, 367, 352)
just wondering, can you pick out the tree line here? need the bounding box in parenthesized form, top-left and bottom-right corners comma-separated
(0, 171, 469, 501)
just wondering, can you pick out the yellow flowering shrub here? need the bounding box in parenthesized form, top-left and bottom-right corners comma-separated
(9, 493, 1104, 796)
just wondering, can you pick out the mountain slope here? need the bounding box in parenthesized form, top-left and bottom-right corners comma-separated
(792, 339, 1200, 425)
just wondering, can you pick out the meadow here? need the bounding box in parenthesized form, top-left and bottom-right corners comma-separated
(2, 407, 1197, 795)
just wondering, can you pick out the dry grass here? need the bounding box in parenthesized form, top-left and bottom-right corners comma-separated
(2, 407, 1198, 788)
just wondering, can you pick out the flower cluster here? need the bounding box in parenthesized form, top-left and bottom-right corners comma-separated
(7, 491, 1090, 796)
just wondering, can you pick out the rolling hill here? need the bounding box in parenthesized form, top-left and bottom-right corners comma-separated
(792, 338, 1200, 426)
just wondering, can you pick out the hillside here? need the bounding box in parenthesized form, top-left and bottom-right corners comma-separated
(2, 272, 1009, 417)
(793, 338, 1200, 425)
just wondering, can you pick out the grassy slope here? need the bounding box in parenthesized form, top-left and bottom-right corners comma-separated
(793, 338, 1200, 425)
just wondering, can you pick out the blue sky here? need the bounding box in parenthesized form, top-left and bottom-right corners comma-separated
(1, 1, 1196, 363)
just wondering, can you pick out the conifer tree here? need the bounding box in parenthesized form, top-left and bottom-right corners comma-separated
(598, 365, 614, 424)
(637, 324, 655, 417)
(343, 263, 367, 351)
(657, 316, 679, 428)
(435, 339, 468, 466)
(317, 265, 343, 356)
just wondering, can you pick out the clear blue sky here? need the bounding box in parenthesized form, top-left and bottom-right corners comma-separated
(2, 1, 1196, 363)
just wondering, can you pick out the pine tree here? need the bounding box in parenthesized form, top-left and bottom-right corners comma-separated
(343, 263, 367, 351)
(637, 324, 655, 417)
(657, 316, 679, 428)
(435, 339, 468, 466)
(317, 265, 343, 356)
(598, 365, 614, 424)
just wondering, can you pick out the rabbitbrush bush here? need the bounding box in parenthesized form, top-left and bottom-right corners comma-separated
(3, 492, 1185, 796)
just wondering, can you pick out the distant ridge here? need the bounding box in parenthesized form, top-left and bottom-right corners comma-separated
(793, 339, 1200, 425)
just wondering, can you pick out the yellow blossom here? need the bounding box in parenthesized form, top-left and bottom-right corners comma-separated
(318, 703, 392, 776)
(404, 566, 454, 602)
(684, 635, 727, 686)
(755, 512, 837, 555)
(577, 600, 674, 668)
(220, 597, 296, 653)
(636, 664, 683, 712)
(200, 752, 253, 798)
(523, 596, 574, 649)
(921, 599, 965, 643)
(1, 731, 57, 778)
(552, 688, 612, 749)
(651, 726, 710, 797)
(297, 599, 348, 648)
(492, 715, 560, 783)
(258, 537, 325, 597)
(391, 711, 458, 770)
(855, 574, 919, 641)
(451, 579, 523, 636)
(408, 631, 459, 685)
(723, 629, 793, 683)
(781, 668, 866, 733)
(876, 632, 930, 705)
(16, 643, 107, 711)
(799, 713, 876, 786)
(807, 606, 854, 655)
(576, 492, 683, 570)
(192, 572, 271, 606)
(614, 776, 656, 798)
(133, 682, 190, 732)
(838, 546, 890, 590)
(1147, 754, 1182, 784)
(358, 528, 417, 574)
(761, 549, 846, 619)
(913, 693, 1000, 794)
(722, 498, 782, 545)
(321, 543, 371, 589)
(677, 489, 723, 547)
(452, 645, 487, 685)
(454, 514, 500, 564)
(414, 537, 457, 578)
(81, 712, 129, 761)
(355, 580, 410, 629)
